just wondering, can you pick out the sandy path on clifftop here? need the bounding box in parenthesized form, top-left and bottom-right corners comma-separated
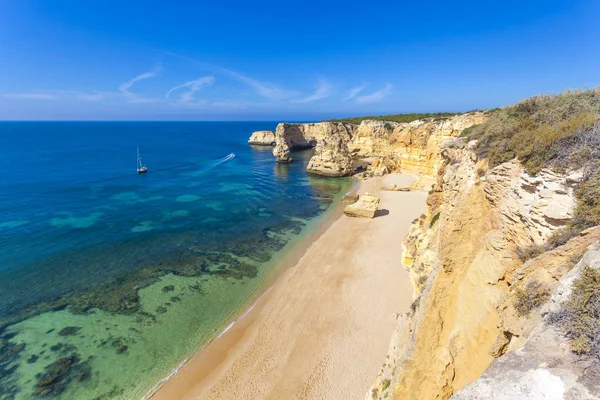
(151, 174, 426, 400)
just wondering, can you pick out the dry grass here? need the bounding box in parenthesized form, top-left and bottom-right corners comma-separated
(464, 88, 600, 234)
(550, 266, 600, 356)
(514, 280, 551, 316)
(516, 245, 547, 262)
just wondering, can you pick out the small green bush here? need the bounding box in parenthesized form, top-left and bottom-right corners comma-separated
(572, 168, 600, 231)
(514, 280, 551, 316)
(550, 266, 600, 356)
(329, 112, 460, 124)
(381, 379, 391, 392)
(430, 212, 441, 228)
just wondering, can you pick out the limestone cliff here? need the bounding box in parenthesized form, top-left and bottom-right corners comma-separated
(248, 130, 275, 146)
(367, 137, 600, 400)
(271, 122, 356, 172)
(266, 113, 485, 177)
(350, 114, 487, 176)
(453, 241, 600, 400)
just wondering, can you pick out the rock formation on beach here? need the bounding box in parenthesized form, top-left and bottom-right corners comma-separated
(343, 193, 380, 218)
(248, 130, 275, 146)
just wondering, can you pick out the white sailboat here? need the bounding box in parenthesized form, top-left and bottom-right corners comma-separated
(137, 148, 148, 174)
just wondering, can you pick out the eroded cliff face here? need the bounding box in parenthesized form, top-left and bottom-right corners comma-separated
(350, 114, 487, 176)
(271, 122, 356, 171)
(453, 240, 600, 400)
(368, 138, 599, 400)
(269, 113, 485, 177)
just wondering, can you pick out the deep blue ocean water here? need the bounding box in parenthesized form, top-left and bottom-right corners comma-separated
(0, 122, 349, 399)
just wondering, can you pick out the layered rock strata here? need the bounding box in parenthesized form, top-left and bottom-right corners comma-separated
(264, 113, 486, 177)
(367, 135, 600, 400)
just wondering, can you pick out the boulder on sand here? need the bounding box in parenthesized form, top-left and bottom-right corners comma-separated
(343, 193, 380, 218)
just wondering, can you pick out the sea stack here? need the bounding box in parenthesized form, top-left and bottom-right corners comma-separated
(248, 130, 276, 146)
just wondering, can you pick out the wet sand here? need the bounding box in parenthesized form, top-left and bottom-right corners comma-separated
(151, 174, 427, 400)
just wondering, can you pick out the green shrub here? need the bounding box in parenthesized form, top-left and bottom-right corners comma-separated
(514, 280, 551, 316)
(430, 212, 441, 228)
(572, 168, 600, 231)
(550, 266, 600, 356)
(381, 379, 391, 392)
(328, 112, 459, 124)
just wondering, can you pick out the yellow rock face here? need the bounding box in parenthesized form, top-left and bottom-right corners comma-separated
(349, 113, 487, 176)
(368, 135, 592, 400)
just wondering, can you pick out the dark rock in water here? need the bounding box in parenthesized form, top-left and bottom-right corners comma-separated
(50, 344, 63, 352)
(162, 285, 175, 293)
(34, 354, 92, 398)
(0, 341, 26, 364)
(35, 355, 77, 397)
(155, 306, 167, 314)
(170, 296, 181, 302)
(58, 326, 81, 337)
(110, 338, 128, 354)
(45, 329, 55, 334)
(2, 332, 17, 341)
(27, 354, 39, 364)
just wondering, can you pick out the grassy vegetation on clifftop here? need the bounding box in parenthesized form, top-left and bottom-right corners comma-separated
(328, 112, 460, 124)
(463, 88, 600, 232)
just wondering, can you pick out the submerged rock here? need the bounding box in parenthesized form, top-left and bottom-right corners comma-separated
(161, 285, 175, 293)
(58, 326, 81, 337)
(34, 354, 87, 397)
(248, 130, 276, 146)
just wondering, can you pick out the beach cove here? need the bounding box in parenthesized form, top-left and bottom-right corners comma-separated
(151, 173, 427, 399)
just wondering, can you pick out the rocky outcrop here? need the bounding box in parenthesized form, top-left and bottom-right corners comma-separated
(306, 132, 354, 176)
(350, 113, 487, 176)
(272, 121, 356, 170)
(257, 113, 486, 177)
(248, 130, 275, 146)
(453, 241, 600, 400)
(367, 136, 596, 400)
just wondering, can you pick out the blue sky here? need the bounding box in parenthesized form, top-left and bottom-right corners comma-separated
(1, 0, 599, 120)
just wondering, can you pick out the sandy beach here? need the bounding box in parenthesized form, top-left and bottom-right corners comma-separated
(151, 173, 427, 400)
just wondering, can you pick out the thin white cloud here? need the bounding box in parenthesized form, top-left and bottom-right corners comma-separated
(165, 76, 215, 105)
(292, 78, 333, 103)
(343, 84, 367, 101)
(3, 90, 106, 101)
(76, 92, 105, 101)
(159, 50, 298, 101)
(4, 93, 57, 100)
(355, 83, 393, 104)
(119, 68, 161, 103)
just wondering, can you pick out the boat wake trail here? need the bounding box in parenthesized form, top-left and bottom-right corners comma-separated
(188, 153, 236, 177)
(88, 153, 236, 184)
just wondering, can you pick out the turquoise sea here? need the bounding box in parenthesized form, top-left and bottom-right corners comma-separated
(0, 122, 350, 399)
